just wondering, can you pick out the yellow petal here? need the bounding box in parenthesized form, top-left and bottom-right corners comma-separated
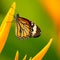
(32, 38, 53, 60)
(23, 55, 27, 60)
(29, 57, 32, 60)
(0, 2, 16, 53)
(14, 50, 19, 60)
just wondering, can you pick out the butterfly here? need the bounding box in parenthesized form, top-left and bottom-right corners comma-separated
(15, 14, 41, 39)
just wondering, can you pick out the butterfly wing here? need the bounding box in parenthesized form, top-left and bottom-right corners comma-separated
(15, 17, 31, 39)
(15, 22, 21, 38)
(15, 14, 41, 39)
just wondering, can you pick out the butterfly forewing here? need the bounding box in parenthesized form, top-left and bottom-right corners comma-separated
(15, 17, 30, 38)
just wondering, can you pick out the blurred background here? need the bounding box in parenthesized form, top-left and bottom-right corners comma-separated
(0, 0, 59, 60)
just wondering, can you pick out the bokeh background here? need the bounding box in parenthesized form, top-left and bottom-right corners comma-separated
(0, 0, 58, 60)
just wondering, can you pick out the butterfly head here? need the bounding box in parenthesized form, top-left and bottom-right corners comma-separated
(16, 14, 20, 19)
(14, 14, 20, 23)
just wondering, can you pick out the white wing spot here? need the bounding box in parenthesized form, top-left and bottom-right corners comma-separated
(32, 25, 37, 36)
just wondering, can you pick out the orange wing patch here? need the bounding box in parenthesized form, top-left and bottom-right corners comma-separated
(15, 18, 31, 38)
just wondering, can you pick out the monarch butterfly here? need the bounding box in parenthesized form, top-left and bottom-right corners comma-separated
(15, 14, 41, 39)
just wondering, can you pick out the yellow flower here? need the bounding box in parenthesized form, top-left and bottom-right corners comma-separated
(0, 2, 16, 53)
(14, 38, 53, 60)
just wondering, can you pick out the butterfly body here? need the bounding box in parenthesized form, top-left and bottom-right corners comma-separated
(15, 14, 41, 39)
